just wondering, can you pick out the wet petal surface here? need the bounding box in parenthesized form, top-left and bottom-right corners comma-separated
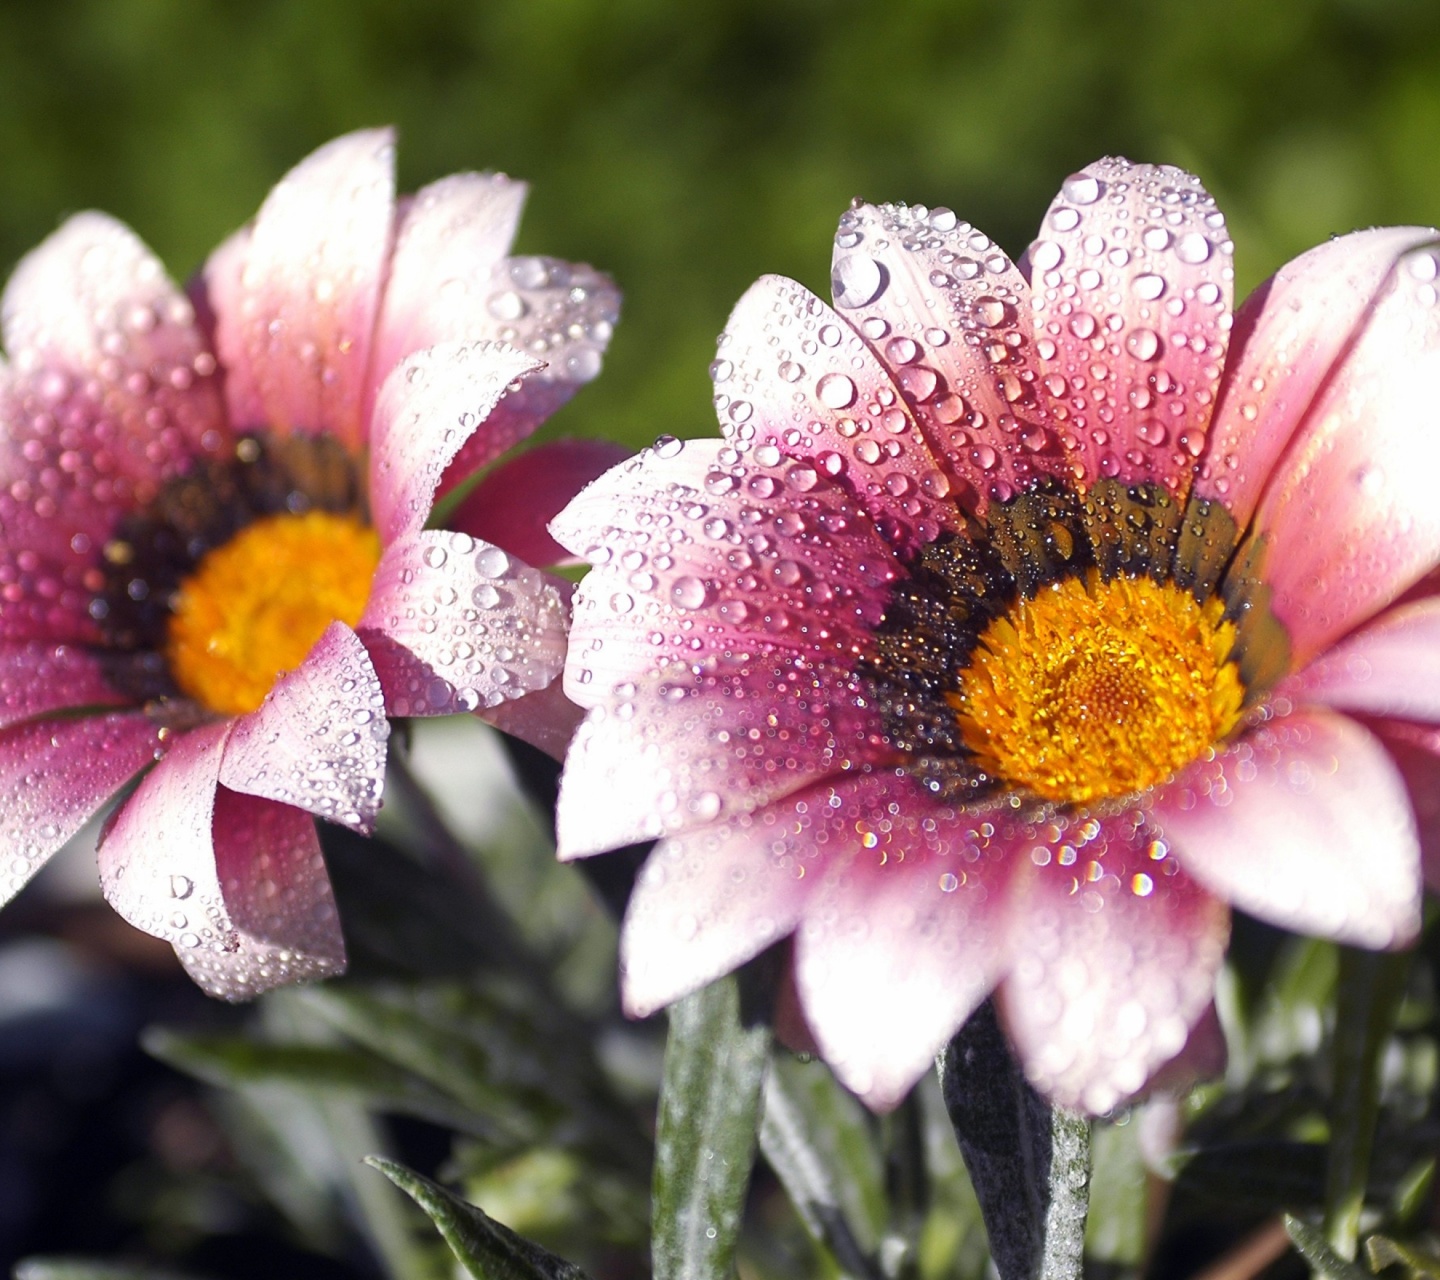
(1155, 708, 1421, 948)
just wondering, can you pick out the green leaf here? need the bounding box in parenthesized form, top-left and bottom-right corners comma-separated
(141, 1027, 489, 1140)
(1085, 1118, 1148, 1270)
(296, 982, 647, 1167)
(759, 1054, 886, 1280)
(1325, 946, 1412, 1259)
(366, 1156, 591, 1280)
(652, 972, 773, 1280)
(1283, 1215, 1371, 1280)
(1366, 1234, 1440, 1280)
(937, 1000, 1091, 1280)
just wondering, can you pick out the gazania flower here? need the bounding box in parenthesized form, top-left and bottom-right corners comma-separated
(0, 129, 619, 998)
(552, 157, 1440, 1113)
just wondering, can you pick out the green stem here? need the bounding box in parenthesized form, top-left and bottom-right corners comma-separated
(1322, 944, 1412, 1260)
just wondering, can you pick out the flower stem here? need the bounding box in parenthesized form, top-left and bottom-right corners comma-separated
(1322, 944, 1412, 1259)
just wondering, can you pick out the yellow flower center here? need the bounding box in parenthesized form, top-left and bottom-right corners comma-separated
(950, 571, 1244, 805)
(166, 510, 381, 716)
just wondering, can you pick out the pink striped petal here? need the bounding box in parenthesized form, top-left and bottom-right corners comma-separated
(1028, 159, 1234, 493)
(196, 226, 266, 430)
(0, 642, 127, 730)
(208, 129, 395, 450)
(0, 211, 226, 502)
(713, 275, 963, 553)
(1280, 598, 1440, 722)
(481, 676, 584, 761)
(367, 339, 542, 544)
(0, 711, 161, 907)
(556, 657, 884, 860)
(98, 720, 234, 952)
(793, 772, 1021, 1110)
(1369, 720, 1440, 893)
(1199, 228, 1438, 522)
(359, 533, 568, 718)
(831, 203, 1063, 510)
(1249, 239, 1440, 665)
(219, 622, 388, 833)
(0, 213, 227, 641)
(449, 437, 632, 568)
(554, 437, 901, 703)
(369, 171, 528, 410)
(176, 787, 344, 1000)
(620, 781, 841, 1019)
(1154, 708, 1420, 948)
(999, 815, 1229, 1114)
(436, 253, 620, 497)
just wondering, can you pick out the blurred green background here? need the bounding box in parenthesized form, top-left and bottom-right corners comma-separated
(2, 0, 1438, 453)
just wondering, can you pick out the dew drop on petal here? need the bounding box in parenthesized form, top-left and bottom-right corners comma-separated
(832, 254, 885, 309)
(1061, 173, 1101, 205)
(816, 372, 858, 409)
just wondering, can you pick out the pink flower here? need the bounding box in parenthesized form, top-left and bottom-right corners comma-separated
(0, 129, 620, 997)
(551, 157, 1440, 1114)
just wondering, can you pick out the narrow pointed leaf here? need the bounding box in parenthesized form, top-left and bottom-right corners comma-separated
(142, 1027, 488, 1138)
(1366, 1234, 1440, 1280)
(653, 972, 772, 1280)
(367, 1156, 591, 1280)
(1284, 1215, 1371, 1280)
(760, 1056, 886, 1280)
(937, 1000, 1091, 1280)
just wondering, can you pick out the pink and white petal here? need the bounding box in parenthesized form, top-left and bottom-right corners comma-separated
(1154, 708, 1420, 948)
(1279, 597, 1440, 722)
(831, 203, 1063, 509)
(176, 787, 344, 1000)
(556, 656, 885, 860)
(1200, 228, 1438, 523)
(358, 532, 568, 718)
(219, 622, 388, 833)
(480, 675, 584, 761)
(196, 226, 267, 431)
(712, 275, 963, 553)
(793, 771, 1020, 1110)
(435, 254, 622, 500)
(1245, 238, 1440, 665)
(450, 437, 632, 568)
(368, 171, 528, 405)
(1028, 159, 1234, 493)
(0, 642, 129, 730)
(367, 339, 542, 544)
(209, 129, 395, 450)
(0, 711, 162, 907)
(999, 815, 1229, 1115)
(555, 437, 902, 701)
(1, 211, 227, 496)
(1367, 719, 1440, 893)
(620, 780, 844, 1018)
(98, 720, 234, 952)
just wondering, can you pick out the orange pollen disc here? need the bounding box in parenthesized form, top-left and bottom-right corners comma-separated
(950, 571, 1244, 805)
(166, 510, 382, 716)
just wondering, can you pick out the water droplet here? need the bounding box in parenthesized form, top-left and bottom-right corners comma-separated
(487, 290, 527, 320)
(170, 875, 194, 899)
(1132, 274, 1165, 300)
(1061, 173, 1101, 205)
(832, 254, 885, 309)
(1125, 328, 1160, 360)
(816, 372, 858, 409)
(1174, 232, 1211, 265)
(1030, 239, 1063, 272)
(670, 576, 712, 610)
